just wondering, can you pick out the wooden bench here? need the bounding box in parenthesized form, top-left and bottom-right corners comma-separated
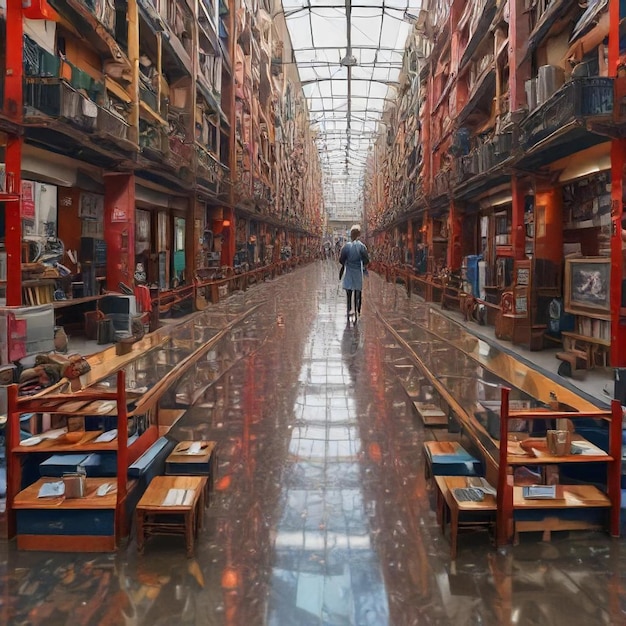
(557, 331, 610, 376)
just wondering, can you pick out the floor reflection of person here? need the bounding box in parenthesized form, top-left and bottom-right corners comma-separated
(339, 225, 369, 322)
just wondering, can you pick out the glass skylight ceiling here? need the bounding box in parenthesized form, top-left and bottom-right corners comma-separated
(283, 0, 422, 223)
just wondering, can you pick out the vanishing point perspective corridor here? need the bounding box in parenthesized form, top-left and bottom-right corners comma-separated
(1, 261, 624, 625)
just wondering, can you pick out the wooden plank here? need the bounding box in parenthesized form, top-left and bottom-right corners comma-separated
(561, 331, 610, 347)
(137, 475, 206, 511)
(13, 477, 119, 510)
(17, 534, 117, 552)
(413, 401, 448, 426)
(166, 440, 216, 467)
(513, 485, 611, 509)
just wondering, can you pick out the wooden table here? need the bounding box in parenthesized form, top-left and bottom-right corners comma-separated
(136, 475, 207, 557)
(165, 441, 217, 505)
(434, 476, 497, 559)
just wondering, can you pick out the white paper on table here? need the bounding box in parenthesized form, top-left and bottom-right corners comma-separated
(95, 429, 118, 443)
(38, 481, 65, 498)
(96, 483, 114, 497)
(42, 428, 68, 440)
(162, 488, 184, 506)
(571, 441, 606, 456)
(187, 442, 202, 455)
(21, 436, 43, 447)
(162, 488, 195, 506)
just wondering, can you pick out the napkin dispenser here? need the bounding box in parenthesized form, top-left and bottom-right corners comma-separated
(63, 468, 86, 498)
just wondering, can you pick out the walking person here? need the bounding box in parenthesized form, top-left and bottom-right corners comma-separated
(339, 225, 369, 322)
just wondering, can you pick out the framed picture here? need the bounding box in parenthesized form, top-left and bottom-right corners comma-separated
(564, 257, 611, 317)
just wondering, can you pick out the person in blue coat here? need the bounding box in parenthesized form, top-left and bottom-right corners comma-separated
(339, 225, 369, 321)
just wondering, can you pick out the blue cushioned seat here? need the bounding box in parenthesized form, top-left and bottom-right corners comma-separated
(424, 443, 482, 477)
(128, 437, 176, 486)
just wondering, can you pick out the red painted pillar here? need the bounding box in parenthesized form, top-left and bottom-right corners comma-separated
(4, 0, 23, 121)
(4, 0, 24, 306)
(610, 140, 626, 367)
(104, 173, 136, 290)
(508, 0, 531, 112)
(5, 137, 23, 305)
(511, 176, 526, 260)
(609, 0, 626, 367)
(448, 202, 462, 269)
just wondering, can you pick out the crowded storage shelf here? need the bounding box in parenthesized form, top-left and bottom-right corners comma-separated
(5, 303, 259, 551)
(496, 387, 622, 545)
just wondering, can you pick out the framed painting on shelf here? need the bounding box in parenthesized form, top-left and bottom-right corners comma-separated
(564, 257, 610, 317)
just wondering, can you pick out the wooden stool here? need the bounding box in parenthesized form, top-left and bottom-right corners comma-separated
(136, 475, 207, 557)
(434, 476, 497, 559)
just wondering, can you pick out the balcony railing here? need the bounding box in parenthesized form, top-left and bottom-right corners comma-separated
(520, 77, 614, 149)
(139, 122, 168, 160)
(455, 132, 513, 184)
(431, 169, 452, 198)
(78, 0, 116, 34)
(196, 144, 221, 190)
(23, 78, 99, 132)
(96, 105, 130, 141)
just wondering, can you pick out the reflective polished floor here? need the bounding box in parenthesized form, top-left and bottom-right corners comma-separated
(1, 261, 625, 626)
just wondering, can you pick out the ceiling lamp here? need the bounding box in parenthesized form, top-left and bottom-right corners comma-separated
(340, 54, 357, 67)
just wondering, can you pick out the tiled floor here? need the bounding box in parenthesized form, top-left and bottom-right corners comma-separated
(0, 261, 624, 625)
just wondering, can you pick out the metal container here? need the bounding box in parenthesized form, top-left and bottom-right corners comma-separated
(63, 472, 86, 498)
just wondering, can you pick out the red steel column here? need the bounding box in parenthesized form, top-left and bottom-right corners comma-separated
(4, 0, 24, 305)
(104, 173, 136, 289)
(609, 0, 626, 366)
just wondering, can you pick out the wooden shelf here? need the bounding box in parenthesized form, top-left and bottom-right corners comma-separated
(14, 477, 123, 510)
(513, 485, 611, 509)
(52, 294, 104, 309)
(496, 389, 622, 545)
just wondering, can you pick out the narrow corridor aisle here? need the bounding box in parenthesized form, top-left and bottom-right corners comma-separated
(1, 262, 624, 626)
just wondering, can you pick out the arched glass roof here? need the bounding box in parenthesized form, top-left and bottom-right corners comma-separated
(283, 0, 422, 223)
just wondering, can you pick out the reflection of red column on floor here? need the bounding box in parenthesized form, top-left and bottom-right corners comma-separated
(221, 566, 241, 625)
(104, 173, 136, 290)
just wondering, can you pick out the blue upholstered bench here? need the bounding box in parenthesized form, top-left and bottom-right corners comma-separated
(423, 441, 482, 479)
(128, 436, 177, 488)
